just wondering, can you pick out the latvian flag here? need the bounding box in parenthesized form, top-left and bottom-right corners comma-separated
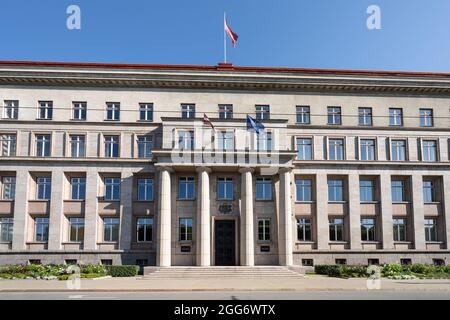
(203, 113, 215, 131)
(224, 17, 238, 47)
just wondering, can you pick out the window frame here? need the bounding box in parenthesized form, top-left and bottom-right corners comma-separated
(136, 217, 153, 242)
(257, 218, 271, 242)
(328, 138, 345, 160)
(255, 105, 270, 120)
(104, 135, 120, 158)
(37, 101, 53, 120)
(103, 217, 120, 242)
(389, 108, 403, 126)
(178, 177, 195, 200)
(296, 137, 312, 160)
(327, 106, 342, 125)
(69, 217, 85, 242)
(69, 135, 86, 158)
(329, 218, 344, 241)
(217, 177, 233, 200)
(104, 177, 121, 201)
(218, 104, 233, 119)
(0, 217, 13, 242)
(358, 107, 373, 126)
(35, 134, 51, 157)
(137, 178, 154, 201)
(179, 218, 193, 242)
(3, 100, 19, 119)
(34, 217, 49, 242)
(36, 177, 51, 200)
(106, 102, 120, 121)
(419, 108, 433, 127)
(0, 134, 16, 157)
(359, 139, 376, 161)
(137, 135, 153, 158)
(71, 177, 86, 200)
(295, 179, 312, 202)
(72, 101, 87, 121)
(181, 104, 196, 119)
(255, 177, 273, 201)
(297, 218, 312, 242)
(361, 218, 376, 241)
(139, 103, 154, 122)
(296, 106, 310, 124)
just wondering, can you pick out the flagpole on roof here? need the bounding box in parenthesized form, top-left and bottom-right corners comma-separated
(224, 12, 227, 63)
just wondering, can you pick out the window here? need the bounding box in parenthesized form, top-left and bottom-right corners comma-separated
(219, 104, 233, 119)
(423, 180, 436, 203)
(0, 134, 16, 157)
(105, 177, 121, 201)
(103, 218, 120, 242)
(360, 139, 375, 161)
(358, 107, 372, 126)
(393, 218, 407, 241)
(137, 135, 153, 158)
(34, 217, 49, 242)
(0, 218, 13, 242)
(137, 218, 153, 242)
(35, 134, 51, 157)
(389, 108, 403, 126)
(424, 218, 437, 242)
(296, 138, 312, 160)
(258, 219, 271, 241)
(302, 259, 314, 266)
(361, 218, 375, 241)
(3, 100, 18, 119)
(256, 178, 272, 200)
(179, 218, 193, 241)
(29, 259, 41, 265)
(1, 177, 15, 200)
(38, 101, 53, 120)
(137, 178, 154, 201)
(257, 132, 272, 151)
(178, 130, 194, 150)
(296, 106, 310, 124)
(101, 259, 113, 266)
(391, 140, 406, 161)
(400, 259, 412, 266)
(328, 179, 344, 202)
(391, 180, 406, 202)
(328, 138, 344, 160)
(329, 218, 344, 241)
(72, 102, 87, 120)
(360, 180, 375, 202)
(433, 259, 445, 266)
(217, 178, 233, 200)
(179, 177, 195, 200)
(296, 179, 312, 202)
(36, 177, 51, 200)
(217, 131, 234, 150)
(335, 259, 347, 265)
(297, 218, 312, 241)
(420, 109, 433, 127)
(104, 135, 119, 158)
(106, 102, 120, 121)
(368, 259, 379, 266)
(255, 105, 270, 120)
(422, 140, 437, 162)
(139, 103, 153, 121)
(70, 135, 85, 158)
(65, 259, 78, 265)
(69, 218, 85, 242)
(181, 104, 195, 119)
(327, 107, 341, 125)
(71, 178, 86, 200)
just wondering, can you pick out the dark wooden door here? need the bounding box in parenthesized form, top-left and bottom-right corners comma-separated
(214, 220, 236, 266)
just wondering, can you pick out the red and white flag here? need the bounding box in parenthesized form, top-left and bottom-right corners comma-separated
(224, 16, 238, 47)
(203, 113, 215, 131)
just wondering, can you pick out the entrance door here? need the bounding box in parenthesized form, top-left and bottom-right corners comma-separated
(214, 220, 236, 266)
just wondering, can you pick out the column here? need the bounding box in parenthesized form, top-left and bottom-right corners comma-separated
(48, 170, 64, 250)
(316, 172, 329, 250)
(12, 169, 30, 250)
(278, 168, 293, 266)
(443, 174, 450, 250)
(411, 174, 426, 250)
(84, 169, 99, 250)
(379, 173, 394, 249)
(348, 173, 362, 249)
(156, 168, 172, 267)
(196, 167, 211, 266)
(119, 170, 134, 250)
(239, 167, 254, 266)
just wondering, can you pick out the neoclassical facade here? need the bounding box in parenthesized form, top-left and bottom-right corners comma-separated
(0, 61, 449, 267)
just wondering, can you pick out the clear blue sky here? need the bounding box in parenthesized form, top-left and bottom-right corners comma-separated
(1, 0, 450, 72)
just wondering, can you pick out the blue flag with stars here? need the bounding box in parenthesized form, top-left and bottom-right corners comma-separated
(246, 115, 265, 134)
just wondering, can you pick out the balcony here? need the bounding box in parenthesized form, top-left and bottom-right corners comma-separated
(132, 201, 155, 216)
(0, 200, 14, 215)
(63, 200, 85, 215)
(360, 202, 380, 216)
(392, 202, 410, 216)
(28, 200, 50, 215)
(424, 202, 441, 216)
(294, 202, 315, 216)
(98, 200, 120, 215)
(328, 202, 347, 215)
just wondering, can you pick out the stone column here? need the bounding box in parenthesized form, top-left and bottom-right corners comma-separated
(316, 172, 329, 250)
(239, 167, 254, 266)
(119, 170, 134, 250)
(12, 169, 30, 250)
(84, 169, 99, 250)
(379, 173, 394, 249)
(196, 167, 211, 266)
(443, 174, 450, 250)
(278, 168, 293, 266)
(411, 173, 426, 250)
(156, 167, 172, 267)
(348, 173, 362, 249)
(48, 170, 64, 250)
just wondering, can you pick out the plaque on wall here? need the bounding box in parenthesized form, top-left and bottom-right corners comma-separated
(181, 246, 191, 253)
(260, 245, 271, 252)
(218, 204, 233, 215)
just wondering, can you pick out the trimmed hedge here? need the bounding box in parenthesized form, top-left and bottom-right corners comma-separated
(105, 265, 139, 277)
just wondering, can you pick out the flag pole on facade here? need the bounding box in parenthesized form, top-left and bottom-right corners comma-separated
(224, 12, 227, 63)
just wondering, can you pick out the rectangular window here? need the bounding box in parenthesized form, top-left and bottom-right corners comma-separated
(69, 217, 85, 242)
(257, 132, 272, 151)
(71, 177, 86, 200)
(328, 179, 344, 202)
(360, 180, 375, 202)
(296, 106, 310, 124)
(179, 177, 195, 200)
(389, 108, 403, 126)
(360, 139, 375, 161)
(35, 134, 51, 157)
(391, 180, 406, 202)
(358, 107, 372, 126)
(255, 105, 270, 120)
(70, 135, 85, 158)
(36, 177, 51, 200)
(422, 140, 437, 162)
(137, 135, 153, 158)
(296, 179, 312, 202)
(34, 217, 49, 242)
(104, 135, 119, 158)
(137, 178, 154, 201)
(424, 218, 437, 242)
(217, 131, 234, 150)
(106, 102, 120, 121)
(1, 177, 16, 200)
(329, 218, 344, 241)
(104, 177, 121, 201)
(361, 218, 375, 241)
(256, 178, 272, 200)
(179, 218, 193, 241)
(0, 218, 13, 242)
(0, 134, 16, 157)
(38, 101, 53, 120)
(103, 218, 120, 242)
(420, 109, 433, 127)
(393, 218, 407, 241)
(219, 104, 233, 119)
(391, 140, 406, 161)
(217, 177, 233, 200)
(178, 131, 194, 150)
(72, 102, 87, 120)
(328, 138, 344, 160)
(258, 219, 271, 241)
(3, 100, 18, 119)
(296, 138, 312, 160)
(422, 180, 435, 203)
(139, 103, 153, 121)
(181, 104, 195, 119)
(327, 107, 341, 125)
(297, 218, 312, 241)
(137, 218, 153, 242)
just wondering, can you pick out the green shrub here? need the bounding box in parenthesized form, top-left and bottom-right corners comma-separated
(0, 273, 14, 279)
(81, 264, 107, 275)
(105, 265, 139, 277)
(382, 263, 404, 277)
(314, 265, 368, 278)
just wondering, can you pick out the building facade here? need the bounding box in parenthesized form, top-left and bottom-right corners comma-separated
(0, 61, 449, 268)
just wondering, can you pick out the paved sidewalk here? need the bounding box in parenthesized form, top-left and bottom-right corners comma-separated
(0, 275, 449, 292)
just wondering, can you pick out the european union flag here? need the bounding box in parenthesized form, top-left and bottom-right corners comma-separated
(246, 115, 265, 134)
